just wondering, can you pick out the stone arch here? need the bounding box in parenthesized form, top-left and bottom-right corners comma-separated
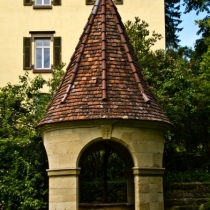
(76, 137, 134, 168)
(78, 138, 135, 209)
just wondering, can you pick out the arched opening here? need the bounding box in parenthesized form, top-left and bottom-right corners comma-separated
(78, 140, 135, 210)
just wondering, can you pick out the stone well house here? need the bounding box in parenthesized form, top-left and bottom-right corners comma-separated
(37, 0, 170, 209)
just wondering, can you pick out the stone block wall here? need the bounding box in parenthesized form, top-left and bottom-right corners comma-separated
(164, 182, 210, 209)
(134, 175, 164, 210)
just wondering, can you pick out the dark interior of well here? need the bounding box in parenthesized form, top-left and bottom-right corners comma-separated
(78, 140, 134, 206)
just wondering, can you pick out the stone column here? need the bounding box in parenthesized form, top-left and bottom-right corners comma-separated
(126, 170, 134, 203)
(133, 167, 164, 210)
(47, 168, 80, 210)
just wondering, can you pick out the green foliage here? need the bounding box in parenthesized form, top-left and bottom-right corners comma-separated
(80, 149, 127, 203)
(46, 62, 65, 97)
(126, 18, 210, 172)
(196, 196, 210, 210)
(80, 151, 126, 181)
(199, 204, 205, 210)
(169, 207, 180, 210)
(183, 0, 210, 14)
(0, 138, 48, 210)
(0, 64, 65, 209)
(0, 72, 46, 138)
(124, 17, 162, 55)
(165, 0, 182, 49)
(164, 169, 210, 183)
(183, 0, 210, 62)
(0, 63, 65, 140)
(192, 17, 210, 61)
(80, 180, 126, 203)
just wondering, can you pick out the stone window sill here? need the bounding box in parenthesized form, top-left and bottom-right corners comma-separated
(33, 5, 52, 9)
(33, 69, 52, 73)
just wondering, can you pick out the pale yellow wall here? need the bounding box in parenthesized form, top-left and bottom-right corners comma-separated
(0, 0, 165, 87)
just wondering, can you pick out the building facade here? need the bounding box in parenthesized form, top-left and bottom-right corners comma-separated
(0, 0, 165, 87)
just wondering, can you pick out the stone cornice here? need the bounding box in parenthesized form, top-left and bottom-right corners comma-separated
(37, 119, 171, 134)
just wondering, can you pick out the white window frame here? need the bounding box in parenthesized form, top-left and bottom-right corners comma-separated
(29, 31, 57, 73)
(34, 39, 51, 70)
(35, 0, 51, 5)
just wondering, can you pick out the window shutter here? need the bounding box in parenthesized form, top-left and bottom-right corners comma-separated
(24, 0, 33, 6)
(114, 0, 123, 4)
(23, 37, 31, 70)
(86, 0, 95, 5)
(53, 37, 61, 67)
(52, 0, 61, 5)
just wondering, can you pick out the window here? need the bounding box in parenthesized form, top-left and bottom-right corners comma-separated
(23, 31, 61, 73)
(35, 0, 51, 5)
(86, 0, 123, 5)
(33, 0, 52, 8)
(24, 0, 61, 7)
(35, 39, 50, 69)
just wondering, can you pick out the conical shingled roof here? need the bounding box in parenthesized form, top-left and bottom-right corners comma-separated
(38, 0, 170, 126)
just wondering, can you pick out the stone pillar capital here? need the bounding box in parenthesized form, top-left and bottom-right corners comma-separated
(132, 167, 165, 176)
(47, 168, 81, 177)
